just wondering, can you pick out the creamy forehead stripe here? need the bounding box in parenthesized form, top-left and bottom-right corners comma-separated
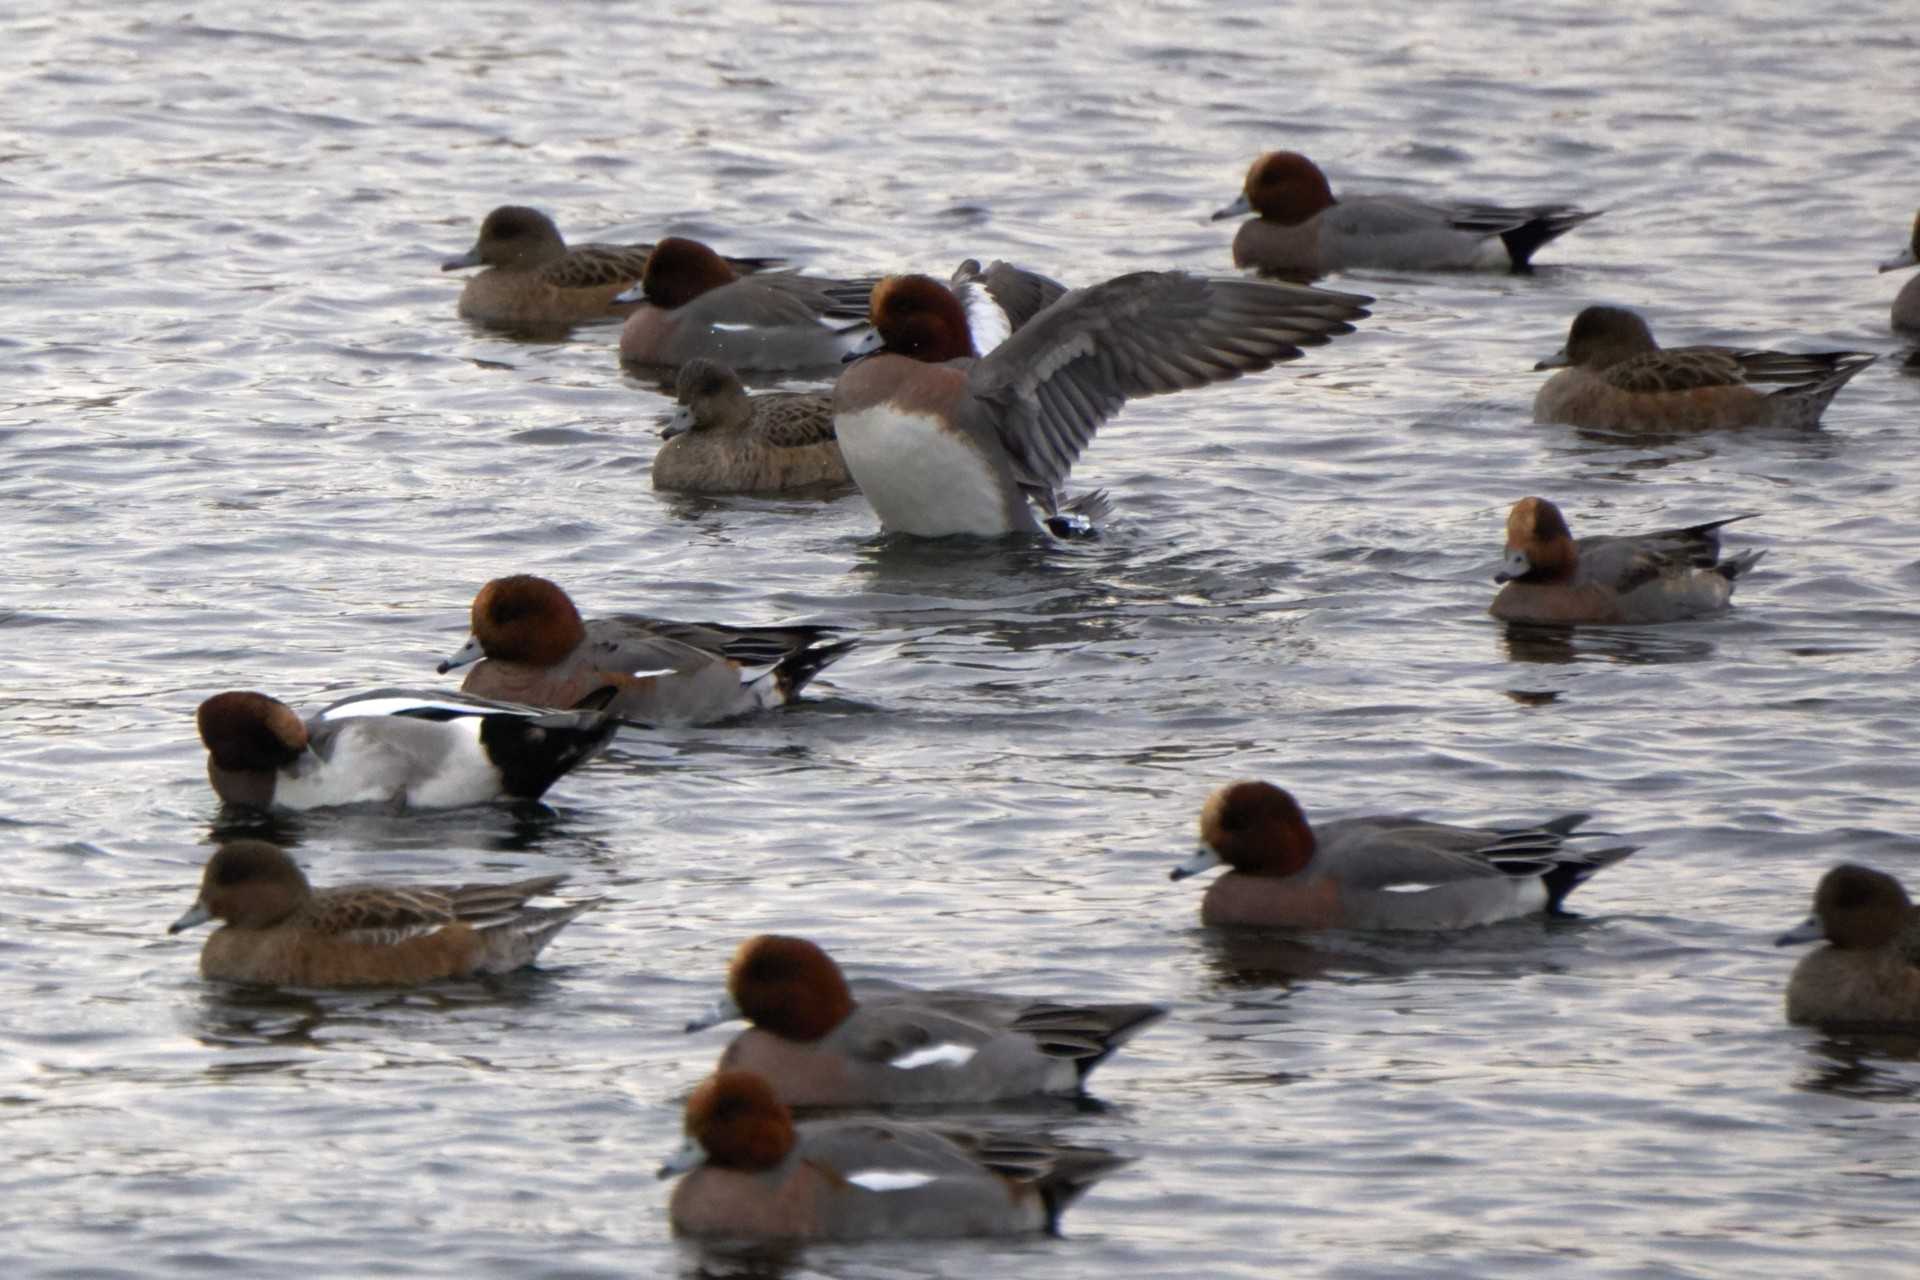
(889, 1042, 978, 1070)
(847, 1170, 940, 1192)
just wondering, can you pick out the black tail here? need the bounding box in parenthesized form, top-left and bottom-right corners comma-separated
(1542, 845, 1638, 914)
(1010, 1002, 1168, 1082)
(772, 638, 858, 703)
(1502, 206, 1603, 270)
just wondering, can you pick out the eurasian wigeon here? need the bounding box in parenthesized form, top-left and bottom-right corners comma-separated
(1490, 497, 1764, 626)
(652, 359, 849, 495)
(440, 206, 780, 333)
(832, 270, 1371, 537)
(195, 688, 617, 811)
(1171, 781, 1636, 930)
(168, 840, 596, 986)
(1533, 305, 1876, 431)
(616, 237, 876, 372)
(685, 935, 1165, 1106)
(1211, 151, 1600, 279)
(659, 1070, 1129, 1240)
(1776, 865, 1920, 1029)
(1878, 211, 1920, 332)
(437, 575, 853, 726)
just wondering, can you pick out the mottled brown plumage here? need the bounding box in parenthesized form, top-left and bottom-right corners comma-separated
(652, 359, 849, 495)
(1778, 865, 1920, 1029)
(1533, 306, 1875, 430)
(168, 840, 595, 987)
(442, 207, 782, 333)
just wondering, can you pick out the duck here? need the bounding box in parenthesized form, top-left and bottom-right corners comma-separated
(1170, 780, 1636, 930)
(440, 206, 781, 333)
(832, 270, 1371, 537)
(168, 839, 596, 986)
(684, 934, 1165, 1106)
(1490, 497, 1764, 625)
(437, 575, 853, 726)
(1878, 211, 1920, 332)
(1776, 864, 1920, 1028)
(1211, 151, 1599, 279)
(652, 359, 849, 495)
(1533, 305, 1876, 431)
(616, 237, 877, 372)
(195, 687, 618, 811)
(659, 1069, 1129, 1240)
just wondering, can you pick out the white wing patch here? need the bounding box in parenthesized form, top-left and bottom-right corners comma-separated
(957, 283, 1012, 354)
(847, 1169, 939, 1192)
(709, 322, 756, 333)
(1380, 882, 1441, 894)
(318, 697, 494, 722)
(889, 1042, 978, 1070)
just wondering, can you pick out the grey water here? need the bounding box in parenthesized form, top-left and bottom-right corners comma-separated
(4, 1, 1920, 1276)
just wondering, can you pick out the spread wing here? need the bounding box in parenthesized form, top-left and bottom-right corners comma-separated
(964, 272, 1370, 493)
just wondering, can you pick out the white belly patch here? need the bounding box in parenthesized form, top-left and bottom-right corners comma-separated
(834, 406, 1014, 537)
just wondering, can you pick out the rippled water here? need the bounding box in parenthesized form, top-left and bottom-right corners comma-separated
(6, 1, 1920, 1275)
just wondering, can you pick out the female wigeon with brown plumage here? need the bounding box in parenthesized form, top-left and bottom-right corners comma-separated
(1532, 305, 1875, 431)
(440, 206, 782, 333)
(1776, 865, 1920, 1029)
(168, 840, 595, 986)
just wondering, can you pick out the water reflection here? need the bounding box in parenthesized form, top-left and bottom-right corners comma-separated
(1794, 1032, 1920, 1100)
(1498, 620, 1717, 666)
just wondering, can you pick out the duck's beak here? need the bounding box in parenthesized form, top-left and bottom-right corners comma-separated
(659, 405, 695, 440)
(1210, 193, 1251, 222)
(1774, 915, 1825, 947)
(842, 328, 885, 364)
(169, 899, 212, 935)
(683, 994, 742, 1033)
(436, 634, 485, 675)
(1493, 548, 1532, 584)
(1534, 348, 1571, 371)
(1170, 845, 1223, 882)
(441, 247, 482, 272)
(657, 1136, 707, 1179)
(1878, 246, 1917, 274)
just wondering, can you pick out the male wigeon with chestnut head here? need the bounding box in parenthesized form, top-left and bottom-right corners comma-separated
(1491, 497, 1764, 626)
(1211, 151, 1600, 280)
(195, 688, 617, 811)
(1171, 781, 1636, 930)
(1533, 305, 1876, 431)
(832, 269, 1371, 537)
(685, 935, 1165, 1106)
(1776, 865, 1920, 1029)
(1879, 210, 1920, 332)
(441, 206, 783, 334)
(168, 840, 596, 986)
(653, 359, 849, 495)
(437, 575, 853, 726)
(615, 237, 877, 373)
(659, 1069, 1129, 1240)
